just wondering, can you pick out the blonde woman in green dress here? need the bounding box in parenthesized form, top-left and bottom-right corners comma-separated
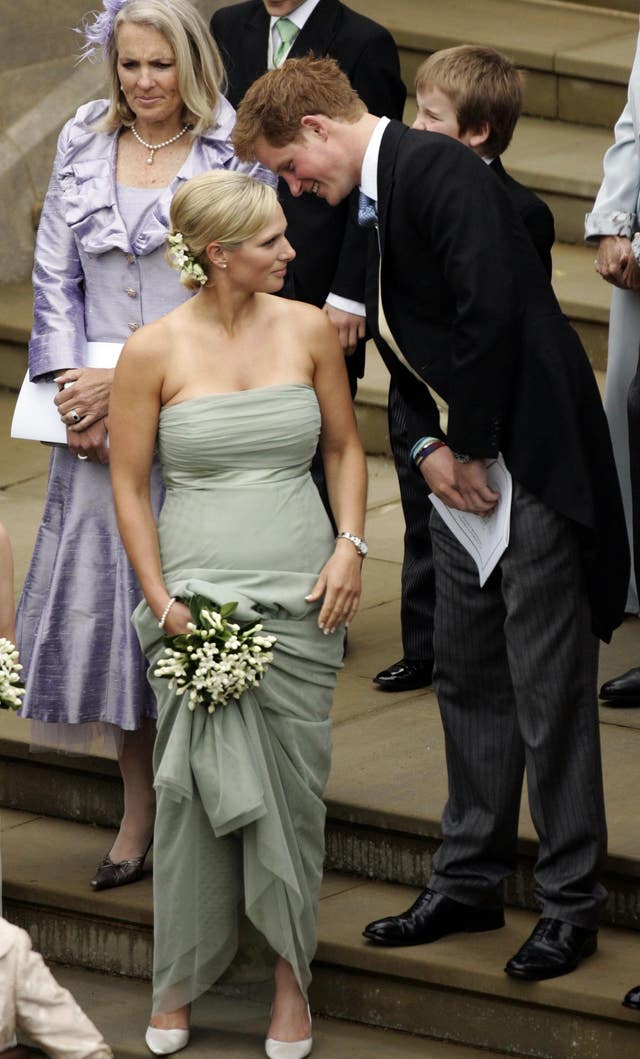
(109, 169, 367, 1057)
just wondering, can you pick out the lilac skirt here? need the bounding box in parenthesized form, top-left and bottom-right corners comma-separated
(16, 444, 165, 748)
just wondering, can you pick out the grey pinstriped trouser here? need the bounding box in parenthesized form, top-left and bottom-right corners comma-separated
(428, 482, 607, 928)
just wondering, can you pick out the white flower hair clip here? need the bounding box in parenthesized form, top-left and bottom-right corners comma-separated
(167, 231, 208, 288)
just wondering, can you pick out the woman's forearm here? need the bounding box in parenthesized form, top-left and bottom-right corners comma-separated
(112, 486, 171, 621)
(322, 437, 367, 538)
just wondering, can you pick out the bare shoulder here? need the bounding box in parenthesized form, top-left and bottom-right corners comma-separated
(265, 295, 337, 343)
(118, 315, 173, 371)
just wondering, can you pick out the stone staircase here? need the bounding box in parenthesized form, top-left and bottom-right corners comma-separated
(3, 1, 640, 1055)
(1, 432, 640, 1057)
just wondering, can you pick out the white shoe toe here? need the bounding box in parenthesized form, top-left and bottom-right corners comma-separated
(264, 1035, 312, 1058)
(145, 1025, 190, 1055)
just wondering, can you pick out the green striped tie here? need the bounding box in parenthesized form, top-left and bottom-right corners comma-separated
(273, 17, 299, 67)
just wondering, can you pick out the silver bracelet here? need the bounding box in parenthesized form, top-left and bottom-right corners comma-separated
(158, 597, 177, 630)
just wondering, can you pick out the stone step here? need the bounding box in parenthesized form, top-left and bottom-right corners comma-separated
(2, 818, 639, 1059)
(348, 0, 637, 129)
(0, 281, 33, 391)
(1, 601, 638, 931)
(505, 117, 615, 246)
(573, 0, 637, 12)
(403, 87, 615, 248)
(22, 964, 510, 1059)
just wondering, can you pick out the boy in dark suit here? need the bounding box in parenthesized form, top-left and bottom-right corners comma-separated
(376, 45, 556, 692)
(232, 55, 628, 982)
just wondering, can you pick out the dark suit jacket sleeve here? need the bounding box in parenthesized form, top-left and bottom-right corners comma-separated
(329, 29, 406, 303)
(211, 6, 249, 109)
(520, 197, 555, 279)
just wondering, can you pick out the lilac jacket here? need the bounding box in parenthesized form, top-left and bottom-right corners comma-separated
(29, 97, 275, 380)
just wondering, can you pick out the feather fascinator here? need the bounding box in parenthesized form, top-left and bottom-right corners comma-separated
(76, 0, 129, 61)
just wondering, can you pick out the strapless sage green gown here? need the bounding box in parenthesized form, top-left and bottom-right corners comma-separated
(132, 384, 344, 1013)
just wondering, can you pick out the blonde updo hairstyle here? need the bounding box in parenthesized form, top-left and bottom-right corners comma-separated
(98, 0, 226, 135)
(168, 170, 279, 290)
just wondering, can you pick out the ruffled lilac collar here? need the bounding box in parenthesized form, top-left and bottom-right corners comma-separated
(58, 97, 240, 256)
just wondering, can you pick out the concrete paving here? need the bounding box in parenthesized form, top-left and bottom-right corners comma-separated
(34, 969, 512, 1059)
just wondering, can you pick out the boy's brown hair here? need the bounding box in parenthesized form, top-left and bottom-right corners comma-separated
(415, 44, 522, 157)
(233, 55, 365, 160)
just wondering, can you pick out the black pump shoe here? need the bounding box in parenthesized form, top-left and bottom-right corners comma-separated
(90, 839, 152, 891)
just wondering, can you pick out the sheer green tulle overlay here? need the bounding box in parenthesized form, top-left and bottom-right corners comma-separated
(132, 386, 343, 1013)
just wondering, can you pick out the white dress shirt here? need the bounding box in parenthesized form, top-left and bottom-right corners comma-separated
(268, 0, 322, 68)
(267, 0, 368, 318)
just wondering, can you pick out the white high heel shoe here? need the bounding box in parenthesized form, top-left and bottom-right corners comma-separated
(145, 1025, 190, 1055)
(265, 1004, 312, 1059)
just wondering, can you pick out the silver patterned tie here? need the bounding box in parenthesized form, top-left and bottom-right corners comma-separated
(357, 191, 378, 228)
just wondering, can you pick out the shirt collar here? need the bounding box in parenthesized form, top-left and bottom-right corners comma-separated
(359, 117, 391, 204)
(269, 0, 321, 32)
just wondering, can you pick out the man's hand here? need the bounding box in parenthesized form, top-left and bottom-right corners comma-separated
(594, 235, 634, 288)
(323, 304, 366, 356)
(420, 446, 499, 514)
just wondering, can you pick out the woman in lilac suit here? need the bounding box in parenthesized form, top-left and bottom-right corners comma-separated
(16, 0, 274, 891)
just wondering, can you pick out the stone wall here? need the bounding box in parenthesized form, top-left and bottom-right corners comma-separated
(0, 0, 213, 283)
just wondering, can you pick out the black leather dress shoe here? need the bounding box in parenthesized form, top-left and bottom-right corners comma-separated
(623, 985, 640, 1010)
(599, 667, 640, 705)
(505, 918, 597, 981)
(373, 657, 433, 691)
(362, 887, 504, 946)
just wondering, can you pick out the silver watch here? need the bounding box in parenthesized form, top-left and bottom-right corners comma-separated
(337, 531, 368, 558)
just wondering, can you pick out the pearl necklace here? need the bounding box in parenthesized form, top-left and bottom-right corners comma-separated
(131, 123, 190, 165)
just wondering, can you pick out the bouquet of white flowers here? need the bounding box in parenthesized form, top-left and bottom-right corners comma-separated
(154, 595, 276, 714)
(0, 637, 25, 711)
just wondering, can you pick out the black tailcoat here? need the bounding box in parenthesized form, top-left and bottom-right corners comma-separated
(369, 121, 628, 642)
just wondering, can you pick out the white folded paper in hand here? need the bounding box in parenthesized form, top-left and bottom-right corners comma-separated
(429, 453, 512, 586)
(11, 342, 123, 444)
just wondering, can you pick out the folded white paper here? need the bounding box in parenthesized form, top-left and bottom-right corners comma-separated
(11, 342, 123, 444)
(429, 453, 512, 586)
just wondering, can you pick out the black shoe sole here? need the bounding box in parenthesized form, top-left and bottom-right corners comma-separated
(373, 678, 433, 692)
(362, 916, 505, 947)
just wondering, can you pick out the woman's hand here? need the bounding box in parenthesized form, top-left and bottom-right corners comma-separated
(161, 600, 192, 637)
(54, 367, 115, 430)
(305, 539, 362, 634)
(66, 418, 110, 464)
(594, 235, 633, 288)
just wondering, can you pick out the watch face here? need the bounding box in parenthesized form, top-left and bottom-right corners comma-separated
(358, 540, 368, 557)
